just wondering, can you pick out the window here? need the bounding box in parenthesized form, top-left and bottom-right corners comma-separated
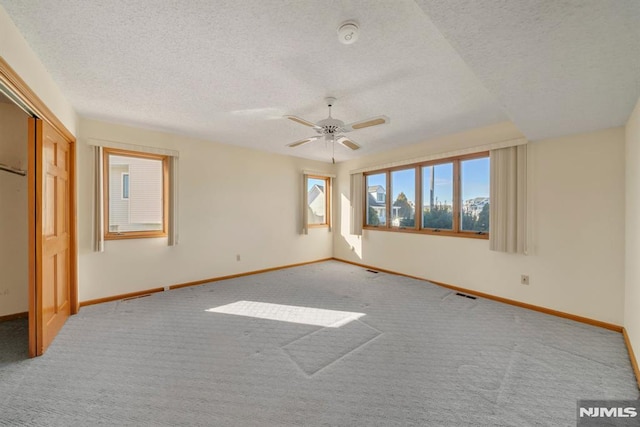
(104, 148, 168, 239)
(391, 168, 415, 228)
(363, 152, 490, 238)
(366, 173, 387, 226)
(460, 157, 490, 233)
(422, 163, 453, 230)
(307, 176, 330, 227)
(121, 173, 129, 200)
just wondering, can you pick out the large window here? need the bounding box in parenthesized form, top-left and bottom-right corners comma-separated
(104, 148, 168, 239)
(363, 152, 489, 238)
(307, 176, 330, 227)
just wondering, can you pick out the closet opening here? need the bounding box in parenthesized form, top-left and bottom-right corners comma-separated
(0, 89, 31, 361)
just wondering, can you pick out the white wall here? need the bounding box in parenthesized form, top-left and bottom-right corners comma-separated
(334, 123, 626, 325)
(625, 97, 640, 366)
(0, 5, 76, 136)
(0, 102, 29, 316)
(77, 118, 335, 302)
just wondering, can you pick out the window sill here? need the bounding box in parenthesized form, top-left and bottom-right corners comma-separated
(105, 231, 167, 240)
(362, 226, 489, 240)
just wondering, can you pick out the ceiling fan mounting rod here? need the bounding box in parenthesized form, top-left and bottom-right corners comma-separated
(325, 97, 336, 118)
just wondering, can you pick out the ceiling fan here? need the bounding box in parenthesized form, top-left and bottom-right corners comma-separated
(285, 97, 390, 163)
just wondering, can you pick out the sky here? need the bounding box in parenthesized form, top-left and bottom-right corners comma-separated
(366, 157, 489, 206)
(307, 177, 326, 191)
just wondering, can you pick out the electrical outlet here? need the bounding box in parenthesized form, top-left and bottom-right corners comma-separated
(236, 254, 241, 261)
(521, 275, 530, 285)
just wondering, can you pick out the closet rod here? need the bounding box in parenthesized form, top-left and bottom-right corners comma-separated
(0, 163, 26, 176)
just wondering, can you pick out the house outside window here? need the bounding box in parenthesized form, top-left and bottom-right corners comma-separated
(121, 173, 129, 200)
(307, 176, 330, 227)
(366, 174, 387, 226)
(104, 148, 168, 239)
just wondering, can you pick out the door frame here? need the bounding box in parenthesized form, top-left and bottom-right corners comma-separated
(0, 57, 77, 357)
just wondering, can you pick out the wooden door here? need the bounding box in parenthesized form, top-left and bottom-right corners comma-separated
(29, 118, 71, 356)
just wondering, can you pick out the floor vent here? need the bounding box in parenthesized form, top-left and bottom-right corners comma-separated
(365, 269, 379, 274)
(455, 292, 477, 300)
(122, 294, 152, 302)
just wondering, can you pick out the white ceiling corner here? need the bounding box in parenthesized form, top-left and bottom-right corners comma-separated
(1, 0, 638, 161)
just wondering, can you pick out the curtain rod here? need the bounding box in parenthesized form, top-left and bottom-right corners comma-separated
(0, 163, 26, 176)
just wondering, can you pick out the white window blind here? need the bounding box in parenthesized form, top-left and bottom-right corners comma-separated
(350, 172, 363, 235)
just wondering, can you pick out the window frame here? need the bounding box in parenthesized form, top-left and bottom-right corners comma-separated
(363, 152, 489, 239)
(307, 175, 331, 228)
(103, 147, 169, 240)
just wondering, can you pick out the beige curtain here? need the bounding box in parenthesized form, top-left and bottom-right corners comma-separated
(168, 156, 179, 246)
(328, 177, 333, 232)
(350, 172, 363, 235)
(93, 146, 104, 252)
(489, 145, 528, 254)
(301, 173, 309, 235)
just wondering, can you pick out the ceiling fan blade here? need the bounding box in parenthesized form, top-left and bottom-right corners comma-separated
(343, 115, 390, 132)
(337, 137, 360, 150)
(285, 115, 322, 130)
(287, 136, 321, 148)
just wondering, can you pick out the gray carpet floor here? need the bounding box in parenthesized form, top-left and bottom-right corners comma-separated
(0, 260, 638, 426)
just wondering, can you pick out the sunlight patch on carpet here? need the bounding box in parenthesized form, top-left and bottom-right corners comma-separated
(206, 301, 365, 327)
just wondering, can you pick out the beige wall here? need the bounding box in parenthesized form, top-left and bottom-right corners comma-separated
(77, 118, 335, 302)
(625, 97, 640, 368)
(0, 5, 76, 136)
(0, 3, 633, 343)
(0, 102, 29, 316)
(334, 124, 626, 325)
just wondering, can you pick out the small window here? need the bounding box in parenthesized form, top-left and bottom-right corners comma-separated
(104, 148, 168, 239)
(307, 176, 330, 227)
(121, 173, 130, 200)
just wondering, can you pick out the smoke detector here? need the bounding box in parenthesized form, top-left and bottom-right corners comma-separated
(337, 21, 359, 45)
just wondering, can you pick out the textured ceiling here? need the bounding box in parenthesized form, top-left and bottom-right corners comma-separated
(416, 0, 640, 141)
(1, 1, 638, 162)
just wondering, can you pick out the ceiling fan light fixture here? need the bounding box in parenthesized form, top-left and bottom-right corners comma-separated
(337, 21, 359, 45)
